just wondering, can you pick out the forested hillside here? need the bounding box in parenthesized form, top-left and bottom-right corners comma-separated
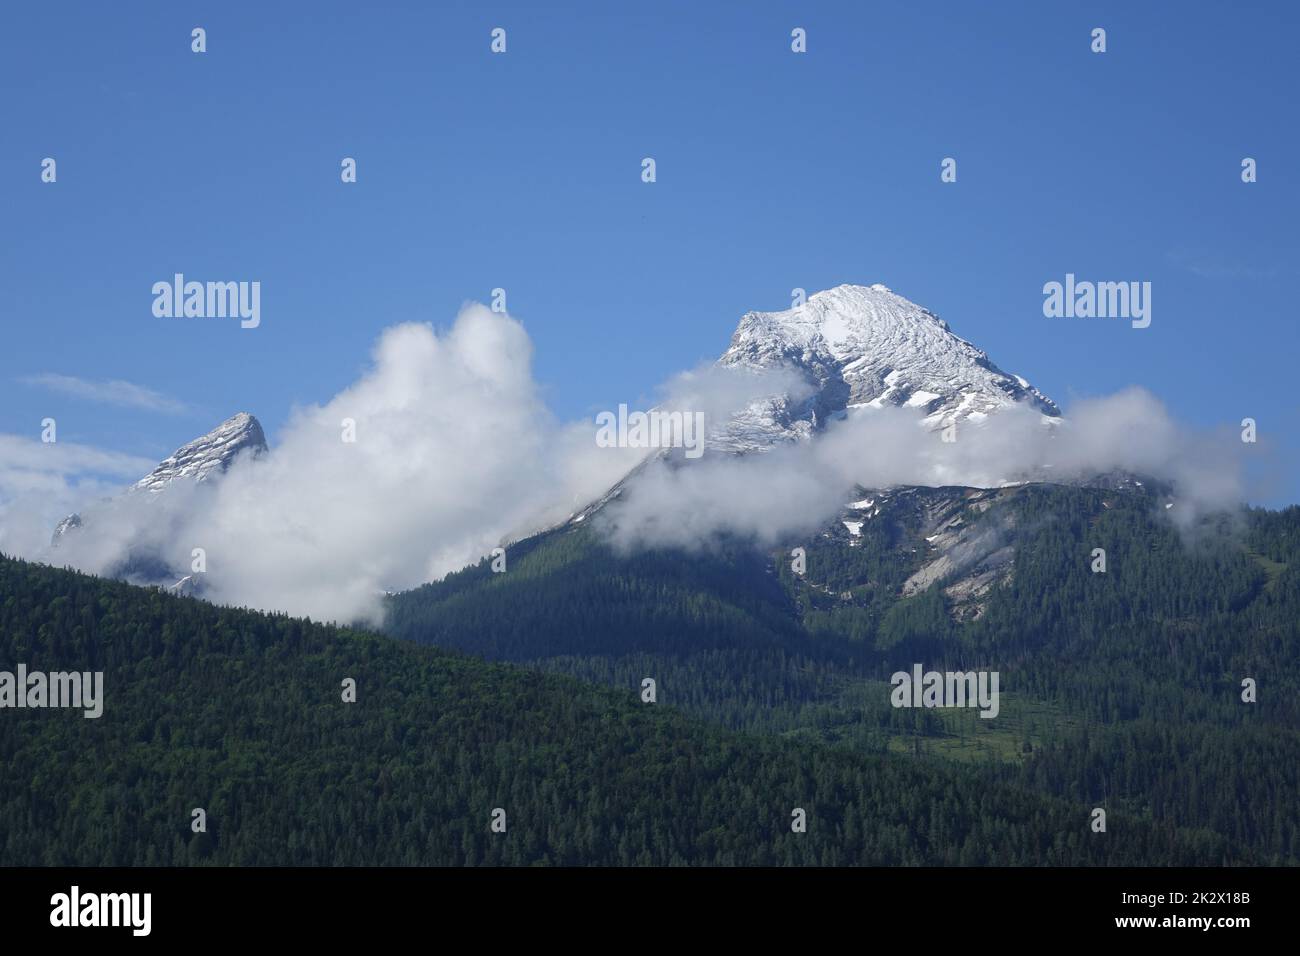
(0, 553, 1242, 865)
(387, 485, 1300, 864)
(2, 483, 1295, 865)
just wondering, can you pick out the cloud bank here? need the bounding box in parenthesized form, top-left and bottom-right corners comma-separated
(21, 305, 648, 622)
(0, 435, 155, 560)
(3, 303, 1255, 624)
(594, 388, 1253, 552)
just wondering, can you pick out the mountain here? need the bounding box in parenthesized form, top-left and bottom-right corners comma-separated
(568, 284, 1062, 528)
(131, 411, 267, 494)
(51, 412, 267, 549)
(9, 283, 1299, 866)
(386, 484, 1300, 864)
(565, 285, 1072, 596)
(382, 283, 1297, 856)
(712, 284, 1060, 453)
(49, 513, 82, 544)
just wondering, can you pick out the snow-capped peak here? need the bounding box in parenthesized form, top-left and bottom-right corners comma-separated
(51, 412, 268, 548)
(132, 411, 268, 493)
(713, 284, 1058, 451)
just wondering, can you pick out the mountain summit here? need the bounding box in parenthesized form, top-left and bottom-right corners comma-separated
(52, 412, 267, 548)
(133, 411, 267, 494)
(713, 284, 1059, 451)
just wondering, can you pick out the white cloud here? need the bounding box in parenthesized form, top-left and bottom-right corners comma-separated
(20, 373, 188, 414)
(4, 303, 1253, 625)
(1165, 249, 1285, 281)
(25, 306, 647, 622)
(0, 434, 154, 557)
(595, 387, 1251, 552)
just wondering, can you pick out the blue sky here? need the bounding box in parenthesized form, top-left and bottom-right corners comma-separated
(2, 0, 1297, 504)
